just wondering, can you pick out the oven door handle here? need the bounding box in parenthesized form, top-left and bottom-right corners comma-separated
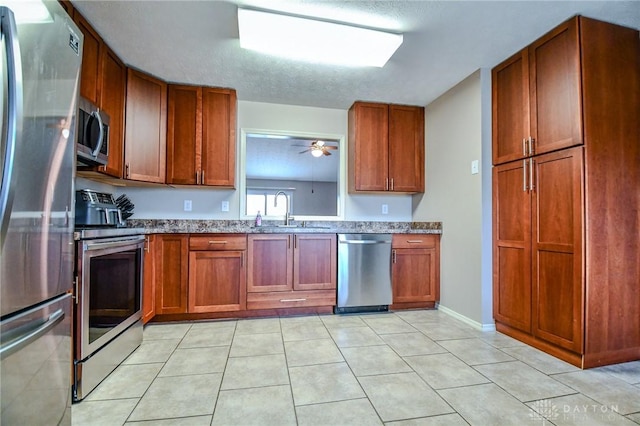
(84, 236, 145, 250)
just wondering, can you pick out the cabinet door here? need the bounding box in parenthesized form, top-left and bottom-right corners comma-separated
(189, 250, 246, 313)
(155, 235, 188, 314)
(98, 46, 126, 178)
(73, 11, 101, 105)
(201, 88, 236, 187)
(348, 102, 389, 192)
(167, 85, 200, 185)
(124, 69, 167, 183)
(142, 235, 156, 323)
(392, 248, 436, 303)
(529, 18, 582, 155)
(492, 49, 530, 165)
(247, 234, 292, 292)
(493, 160, 532, 333)
(531, 147, 583, 352)
(293, 234, 336, 291)
(388, 105, 424, 192)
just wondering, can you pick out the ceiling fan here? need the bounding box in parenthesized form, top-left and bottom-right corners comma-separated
(297, 140, 338, 157)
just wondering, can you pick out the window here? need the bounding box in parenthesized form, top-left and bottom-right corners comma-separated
(246, 189, 292, 217)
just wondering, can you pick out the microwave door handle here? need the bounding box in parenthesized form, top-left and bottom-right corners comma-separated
(89, 110, 104, 159)
(0, 7, 23, 249)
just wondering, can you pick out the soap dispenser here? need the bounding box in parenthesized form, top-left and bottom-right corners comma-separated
(255, 210, 262, 227)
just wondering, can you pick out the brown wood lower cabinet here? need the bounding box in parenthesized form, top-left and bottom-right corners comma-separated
(247, 234, 336, 310)
(142, 235, 156, 323)
(155, 234, 188, 315)
(391, 234, 440, 310)
(188, 235, 246, 313)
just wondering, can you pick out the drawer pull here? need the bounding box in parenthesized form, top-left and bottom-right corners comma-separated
(280, 298, 306, 303)
(208, 241, 227, 244)
(406, 240, 423, 243)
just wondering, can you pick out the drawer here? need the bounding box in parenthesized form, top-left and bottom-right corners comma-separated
(246, 290, 335, 310)
(392, 234, 439, 249)
(189, 234, 247, 251)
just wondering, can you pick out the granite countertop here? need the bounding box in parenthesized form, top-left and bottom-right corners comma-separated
(126, 219, 442, 235)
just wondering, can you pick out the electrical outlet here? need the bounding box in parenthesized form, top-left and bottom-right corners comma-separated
(382, 204, 389, 214)
(183, 200, 192, 211)
(221, 201, 229, 212)
(471, 160, 479, 175)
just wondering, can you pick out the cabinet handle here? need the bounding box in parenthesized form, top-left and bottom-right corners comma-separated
(287, 235, 291, 249)
(529, 137, 535, 155)
(529, 158, 535, 191)
(406, 240, 423, 243)
(385, 178, 389, 191)
(523, 160, 528, 192)
(390, 178, 394, 191)
(125, 163, 130, 179)
(392, 249, 396, 264)
(201, 170, 205, 185)
(208, 240, 226, 244)
(523, 138, 527, 157)
(241, 252, 244, 267)
(196, 170, 200, 184)
(144, 236, 149, 252)
(280, 298, 306, 303)
(294, 235, 297, 249)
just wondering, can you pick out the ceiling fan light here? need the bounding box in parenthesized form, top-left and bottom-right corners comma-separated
(311, 148, 324, 157)
(237, 8, 403, 67)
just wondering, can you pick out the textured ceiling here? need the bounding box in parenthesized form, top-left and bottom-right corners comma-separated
(71, 1, 640, 110)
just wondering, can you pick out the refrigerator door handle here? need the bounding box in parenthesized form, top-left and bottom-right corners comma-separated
(0, 309, 64, 360)
(0, 7, 23, 248)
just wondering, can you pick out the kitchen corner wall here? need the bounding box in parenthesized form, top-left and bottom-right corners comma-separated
(412, 70, 493, 329)
(106, 100, 412, 221)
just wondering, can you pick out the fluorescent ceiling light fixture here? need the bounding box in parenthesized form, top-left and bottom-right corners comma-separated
(238, 8, 403, 67)
(1, 1, 52, 23)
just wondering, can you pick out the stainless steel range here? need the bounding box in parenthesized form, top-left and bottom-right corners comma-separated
(73, 190, 145, 401)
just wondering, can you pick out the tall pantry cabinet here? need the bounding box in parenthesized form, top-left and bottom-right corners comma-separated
(492, 16, 640, 368)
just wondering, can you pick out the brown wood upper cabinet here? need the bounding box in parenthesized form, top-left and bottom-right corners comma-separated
(125, 69, 167, 183)
(72, 10, 102, 105)
(72, 8, 127, 178)
(492, 18, 582, 165)
(167, 85, 237, 187)
(188, 235, 247, 313)
(348, 102, 424, 193)
(97, 46, 127, 178)
(246, 234, 336, 309)
(391, 234, 440, 310)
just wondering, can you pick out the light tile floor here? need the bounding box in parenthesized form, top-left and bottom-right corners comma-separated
(72, 310, 640, 425)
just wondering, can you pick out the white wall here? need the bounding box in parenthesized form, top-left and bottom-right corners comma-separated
(108, 100, 413, 221)
(412, 70, 493, 328)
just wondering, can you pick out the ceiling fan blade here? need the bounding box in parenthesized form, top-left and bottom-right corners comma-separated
(299, 148, 311, 154)
(324, 146, 338, 150)
(323, 150, 332, 156)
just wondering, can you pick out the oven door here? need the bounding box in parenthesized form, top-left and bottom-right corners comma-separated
(76, 235, 144, 360)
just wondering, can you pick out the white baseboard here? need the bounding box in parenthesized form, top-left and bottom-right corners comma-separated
(437, 304, 496, 332)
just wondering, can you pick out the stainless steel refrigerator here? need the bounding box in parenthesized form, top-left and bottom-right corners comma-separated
(1, 2, 82, 424)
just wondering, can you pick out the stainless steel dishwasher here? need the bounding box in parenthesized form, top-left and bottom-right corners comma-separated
(336, 234, 393, 313)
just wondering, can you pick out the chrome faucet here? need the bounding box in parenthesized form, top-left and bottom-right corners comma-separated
(274, 191, 293, 226)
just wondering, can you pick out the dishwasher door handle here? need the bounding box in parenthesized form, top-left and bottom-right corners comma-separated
(339, 240, 390, 245)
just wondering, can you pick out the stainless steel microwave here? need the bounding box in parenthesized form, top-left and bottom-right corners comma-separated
(76, 97, 109, 166)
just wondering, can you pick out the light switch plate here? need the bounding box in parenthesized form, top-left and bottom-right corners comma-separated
(183, 200, 192, 211)
(221, 201, 229, 212)
(471, 160, 479, 175)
